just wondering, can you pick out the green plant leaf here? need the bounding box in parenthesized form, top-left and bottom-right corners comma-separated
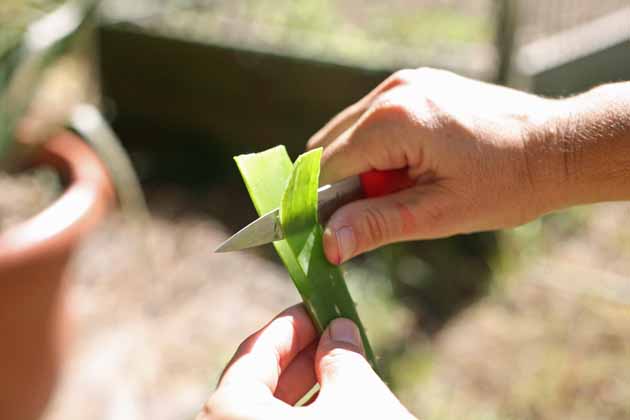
(234, 145, 376, 370)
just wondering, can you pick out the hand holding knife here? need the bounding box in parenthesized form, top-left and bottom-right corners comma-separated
(215, 168, 415, 253)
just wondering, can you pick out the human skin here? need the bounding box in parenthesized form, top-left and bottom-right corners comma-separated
(306, 68, 630, 264)
(197, 305, 415, 420)
(200, 69, 630, 419)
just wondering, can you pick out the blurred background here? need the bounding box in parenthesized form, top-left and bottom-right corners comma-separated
(2, 1, 630, 419)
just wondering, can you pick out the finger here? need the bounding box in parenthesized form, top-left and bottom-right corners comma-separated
(307, 69, 416, 151)
(313, 318, 380, 400)
(311, 319, 412, 419)
(219, 304, 318, 396)
(319, 91, 423, 185)
(323, 184, 458, 264)
(307, 103, 365, 150)
(274, 342, 317, 405)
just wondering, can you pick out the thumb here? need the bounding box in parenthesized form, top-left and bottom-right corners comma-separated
(323, 186, 453, 264)
(314, 318, 379, 397)
(313, 319, 417, 419)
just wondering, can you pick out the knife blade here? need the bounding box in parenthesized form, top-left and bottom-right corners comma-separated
(215, 168, 415, 253)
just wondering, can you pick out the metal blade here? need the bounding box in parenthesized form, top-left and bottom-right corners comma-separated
(215, 175, 362, 252)
(214, 209, 283, 252)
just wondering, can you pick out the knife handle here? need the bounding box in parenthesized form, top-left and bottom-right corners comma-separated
(359, 169, 415, 198)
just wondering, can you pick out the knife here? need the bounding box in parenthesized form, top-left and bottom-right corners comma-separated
(214, 168, 415, 252)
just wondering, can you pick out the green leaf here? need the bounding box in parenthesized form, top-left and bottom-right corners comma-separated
(234, 145, 293, 215)
(234, 145, 377, 370)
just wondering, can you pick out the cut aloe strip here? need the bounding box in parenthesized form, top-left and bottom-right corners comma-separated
(234, 145, 376, 369)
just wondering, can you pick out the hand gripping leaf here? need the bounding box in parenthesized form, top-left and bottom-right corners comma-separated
(234, 146, 376, 369)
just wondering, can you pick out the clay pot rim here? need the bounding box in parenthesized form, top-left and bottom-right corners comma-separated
(0, 130, 115, 268)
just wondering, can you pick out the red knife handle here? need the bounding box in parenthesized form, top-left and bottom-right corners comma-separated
(359, 169, 415, 198)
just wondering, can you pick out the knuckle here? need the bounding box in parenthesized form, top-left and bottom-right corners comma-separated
(412, 66, 434, 77)
(387, 67, 450, 92)
(366, 93, 412, 128)
(361, 206, 391, 246)
(306, 134, 322, 149)
(421, 97, 456, 130)
(200, 394, 230, 420)
(413, 66, 453, 80)
(390, 69, 416, 85)
(320, 347, 365, 371)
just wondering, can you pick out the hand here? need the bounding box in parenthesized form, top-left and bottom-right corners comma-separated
(308, 67, 563, 264)
(197, 304, 415, 420)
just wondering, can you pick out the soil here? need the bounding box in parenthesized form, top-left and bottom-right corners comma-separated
(43, 213, 299, 420)
(0, 167, 61, 231)
(0, 168, 626, 420)
(395, 203, 630, 420)
(35, 178, 413, 420)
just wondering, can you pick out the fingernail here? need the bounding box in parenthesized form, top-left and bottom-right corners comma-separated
(335, 226, 356, 263)
(330, 318, 360, 345)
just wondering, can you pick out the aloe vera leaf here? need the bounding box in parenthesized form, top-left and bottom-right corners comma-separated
(234, 146, 312, 320)
(234, 145, 376, 369)
(233, 145, 293, 215)
(280, 148, 376, 366)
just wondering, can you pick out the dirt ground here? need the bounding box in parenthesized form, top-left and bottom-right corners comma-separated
(31, 190, 630, 420)
(395, 202, 630, 420)
(41, 214, 298, 420)
(0, 167, 60, 230)
(1, 167, 629, 420)
(37, 191, 412, 420)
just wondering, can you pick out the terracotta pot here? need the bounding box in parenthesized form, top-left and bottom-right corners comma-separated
(0, 131, 114, 420)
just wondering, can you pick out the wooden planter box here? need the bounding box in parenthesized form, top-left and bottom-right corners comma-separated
(99, 24, 395, 158)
